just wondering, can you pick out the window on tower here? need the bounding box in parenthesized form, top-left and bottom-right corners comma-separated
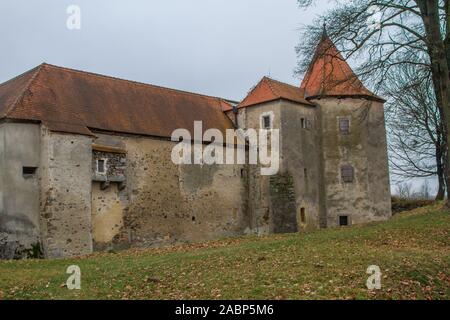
(263, 116, 271, 129)
(341, 165, 354, 183)
(339, 118, 350, 134)
(260, 112, 274, 129)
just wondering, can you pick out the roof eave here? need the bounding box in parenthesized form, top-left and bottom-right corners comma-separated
(305, 94, 386, 103)
(237, 97, 315, 109)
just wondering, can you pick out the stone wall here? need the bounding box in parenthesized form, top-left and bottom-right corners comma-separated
(243, 101, 282, 234)
(280, 101, 322, 230)
(92, 150, 126, 181)
(242, 100, 323, 233)
(39, 128, 94, 258)
(1, 94, 392, 259)
(269, 173, 298, 233)
(92, 132, 248, 249)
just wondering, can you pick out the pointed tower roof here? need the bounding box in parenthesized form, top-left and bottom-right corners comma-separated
(300, 31, 384, 102)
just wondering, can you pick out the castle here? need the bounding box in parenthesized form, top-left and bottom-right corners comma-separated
(0, 33, 391, 259)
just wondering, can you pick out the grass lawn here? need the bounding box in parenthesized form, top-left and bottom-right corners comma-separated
(0, 205, 449, 300)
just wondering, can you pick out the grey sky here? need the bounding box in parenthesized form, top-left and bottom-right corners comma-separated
(0, 0, 328, 101)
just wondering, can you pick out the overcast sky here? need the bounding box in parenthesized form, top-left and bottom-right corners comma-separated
(0, 0, 329, 101)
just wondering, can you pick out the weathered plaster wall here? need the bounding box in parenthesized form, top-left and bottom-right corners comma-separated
(225, 108, 246, 129)
(280, 101, 322, 230)
(313, 98, 391, 226)
(39, 128, 93, 258)
(366, 101, 392, 220)
(0, 123, 41, 259)
(243, 101, 284, 234)
(92, 132, 248, 249)
(242, 100, 323, 234)
(91, 182, 125, 248)
(1, 96, 391, 259)
(269, 173, 298, 233)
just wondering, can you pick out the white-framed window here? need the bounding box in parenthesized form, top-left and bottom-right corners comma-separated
(260, 111, 274, 129)
(96, 158, 107, 175)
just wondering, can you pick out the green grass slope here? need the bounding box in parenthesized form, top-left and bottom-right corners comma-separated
(0, 205, 449, 300)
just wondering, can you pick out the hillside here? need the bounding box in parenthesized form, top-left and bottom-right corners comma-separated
(0, 205, 449, 300)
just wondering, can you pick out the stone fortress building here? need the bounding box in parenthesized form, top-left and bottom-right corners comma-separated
(0, 32, 391, 259)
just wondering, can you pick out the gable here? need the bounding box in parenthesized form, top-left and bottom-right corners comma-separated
(237, 77, 313, 109)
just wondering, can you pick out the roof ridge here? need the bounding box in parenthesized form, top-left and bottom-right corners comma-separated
(0, 65, 41, 89)
(41, 63, 232, 104)
(264, 76, 302, 91)
(4, 64, 45, 118)
(263, 77, 281, 98)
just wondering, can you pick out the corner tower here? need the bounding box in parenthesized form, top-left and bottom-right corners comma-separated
(300, 30, 392, 227)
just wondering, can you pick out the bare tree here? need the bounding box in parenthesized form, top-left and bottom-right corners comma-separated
(418, 179, 432, 198)
(296, 0, 450, 206)
(385, 63, 447, 200)
(396, 181, 414, 198)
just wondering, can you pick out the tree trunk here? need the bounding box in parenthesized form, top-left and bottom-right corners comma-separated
(435, 146, 446, 200)
(416, 0, 450, 207)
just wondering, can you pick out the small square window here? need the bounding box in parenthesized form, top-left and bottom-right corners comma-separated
(341, 165, 354, 183)
(339, 118, 350, 134)
(262, 115, 271, 129)
(23, 167, 37, 177)
(339, 215, 349, 226)
(96, 159, 107, 174)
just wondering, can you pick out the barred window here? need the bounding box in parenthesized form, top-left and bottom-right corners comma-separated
(341, 165, 354, 183)
(339, 118, 350, 134)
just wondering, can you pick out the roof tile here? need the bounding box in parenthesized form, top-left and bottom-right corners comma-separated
(0, 64, 235, 139)
(237, 77, 313, 109)
(300, 35, 383, 101)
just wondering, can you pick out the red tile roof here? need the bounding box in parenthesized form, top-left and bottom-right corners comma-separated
(235, 77, 313, 110)
(0, 64, 235, 139)
(300, 35, 384, 101)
